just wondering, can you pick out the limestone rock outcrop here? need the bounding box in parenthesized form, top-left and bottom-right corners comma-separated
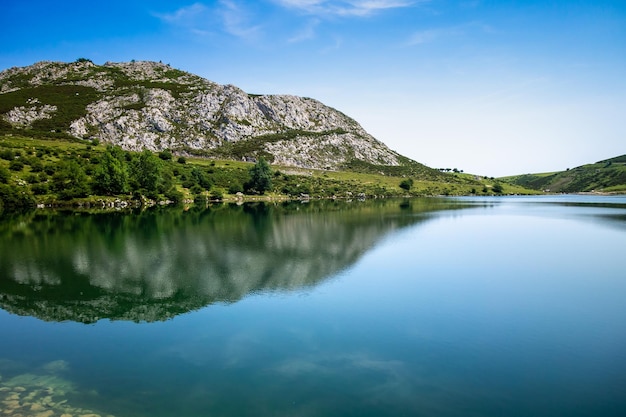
(1, 60, 405, 170)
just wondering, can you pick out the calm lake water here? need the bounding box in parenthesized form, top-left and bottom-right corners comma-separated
(1, 196, 625, 417)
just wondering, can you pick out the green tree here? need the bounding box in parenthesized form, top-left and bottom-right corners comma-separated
(493, 183, 504, 193)
(0, 184, 35, 211)
(53, 159, 90, 199)
(93, 146, 128, 195)
(246, 158, 272, 194)
(129, 150, 162, 196)
(191, 166, 212, 190)
(399, 178, 414, 191)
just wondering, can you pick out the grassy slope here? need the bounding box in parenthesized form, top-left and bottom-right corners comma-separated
(0, 135, 536, 211)
(501, 155, 626, 193)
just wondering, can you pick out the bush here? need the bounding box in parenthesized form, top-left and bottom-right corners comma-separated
(25, 174, 39, 184)
(190, 184, 204, 195)
(164, 188, 184, 204)
(399, 178, 413, 191)
(159, 149, 173, 161)
(0, 149, 14, 161)
(193, 194, 207, 205)
(9, 159, 24, 171)
(0, 166, 10, 183)
(31, 183, 49, 195)
(29, 158, 44, 172)
(228, 183, 243, 194)
(209, 190, 223, 201)
(0, 184, 35, 210)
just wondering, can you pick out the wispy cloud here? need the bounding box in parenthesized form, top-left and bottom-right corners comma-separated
(154, 1, 263, 41)
(406, 27, 459, 45)
(218, 0, 264, 40)
(273, 0, 425, 17)
(288, 19, 321, 43)
(154, 3, 209, 28)
(406, 21, 492, 46)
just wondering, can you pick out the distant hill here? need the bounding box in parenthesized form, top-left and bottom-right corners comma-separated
(0, 59, 441, 178)
(502, 154, 626, 193)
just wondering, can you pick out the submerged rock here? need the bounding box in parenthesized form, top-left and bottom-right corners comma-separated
(0, 371, 110, 417)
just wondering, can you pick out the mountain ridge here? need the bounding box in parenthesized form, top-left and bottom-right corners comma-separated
(0, 59, 425, 172)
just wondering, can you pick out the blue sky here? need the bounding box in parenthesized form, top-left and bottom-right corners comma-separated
(1, 0, 625, 176)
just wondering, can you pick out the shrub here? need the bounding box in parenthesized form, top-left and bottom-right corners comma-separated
(210, 190, 224, 201)
(159, 149, 173, 161)
(399, 178, 414, 191)
(190, 184, 204, 195)
(25, 174, 39, 184)
(228, 183, 243, 194)
(29, 158, 44, 172)
(0, 184, 35, 210)
(31, 183, 49, 195)
(0, 149, 14, 161)
(0, 166, 10, 183)
(9, 159, 24, 171)
(164, 188, 184, 204)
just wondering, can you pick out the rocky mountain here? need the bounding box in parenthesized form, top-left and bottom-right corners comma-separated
(0, 60, 415, 171)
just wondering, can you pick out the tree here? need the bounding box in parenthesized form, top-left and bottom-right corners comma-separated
(0, 184, 35, 211)
(399, 178, 414, 191)
(93, 146, 128, 195)
(492, 183, 504, 193)
(191, 166, 212, 190)
(129, 150, 162, 196)
(53, 159, 90, 199)
(246, 158, 272, 194)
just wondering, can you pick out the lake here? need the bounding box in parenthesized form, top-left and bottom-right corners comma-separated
(1, 196, 625, 417)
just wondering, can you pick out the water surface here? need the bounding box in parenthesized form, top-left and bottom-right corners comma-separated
(1, 196, 625, 416)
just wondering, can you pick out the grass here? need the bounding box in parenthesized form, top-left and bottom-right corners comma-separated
(0, 134, 539, 213)
(502, 157, 626, 193)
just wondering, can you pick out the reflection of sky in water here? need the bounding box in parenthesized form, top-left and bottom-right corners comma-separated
(1, 197, 625, 416)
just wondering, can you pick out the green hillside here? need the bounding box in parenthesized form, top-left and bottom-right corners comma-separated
(502, 155, 626, 193)
(0, 135, 535, 213)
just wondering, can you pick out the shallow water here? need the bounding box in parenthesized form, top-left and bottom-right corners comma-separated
(1, 196, 625, 416)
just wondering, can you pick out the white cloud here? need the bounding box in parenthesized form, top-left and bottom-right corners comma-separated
(154, 1, 263, 41)
(288, 19, 321, 43)
(405, 21, 491, 46)
(273, 0, 424, 17)
(406, 28, 443, 45)
(154, 3, 209, 27)
(218, 0, 264, 40)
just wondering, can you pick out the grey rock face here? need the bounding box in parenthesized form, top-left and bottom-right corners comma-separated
(0, 60, 403, 169)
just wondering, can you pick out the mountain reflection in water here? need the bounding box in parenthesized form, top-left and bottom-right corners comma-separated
(0, 199, 476, 323)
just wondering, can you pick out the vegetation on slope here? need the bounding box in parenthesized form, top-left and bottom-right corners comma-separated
(501, 155, 626, 193)
(0, 135, 534, 213)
